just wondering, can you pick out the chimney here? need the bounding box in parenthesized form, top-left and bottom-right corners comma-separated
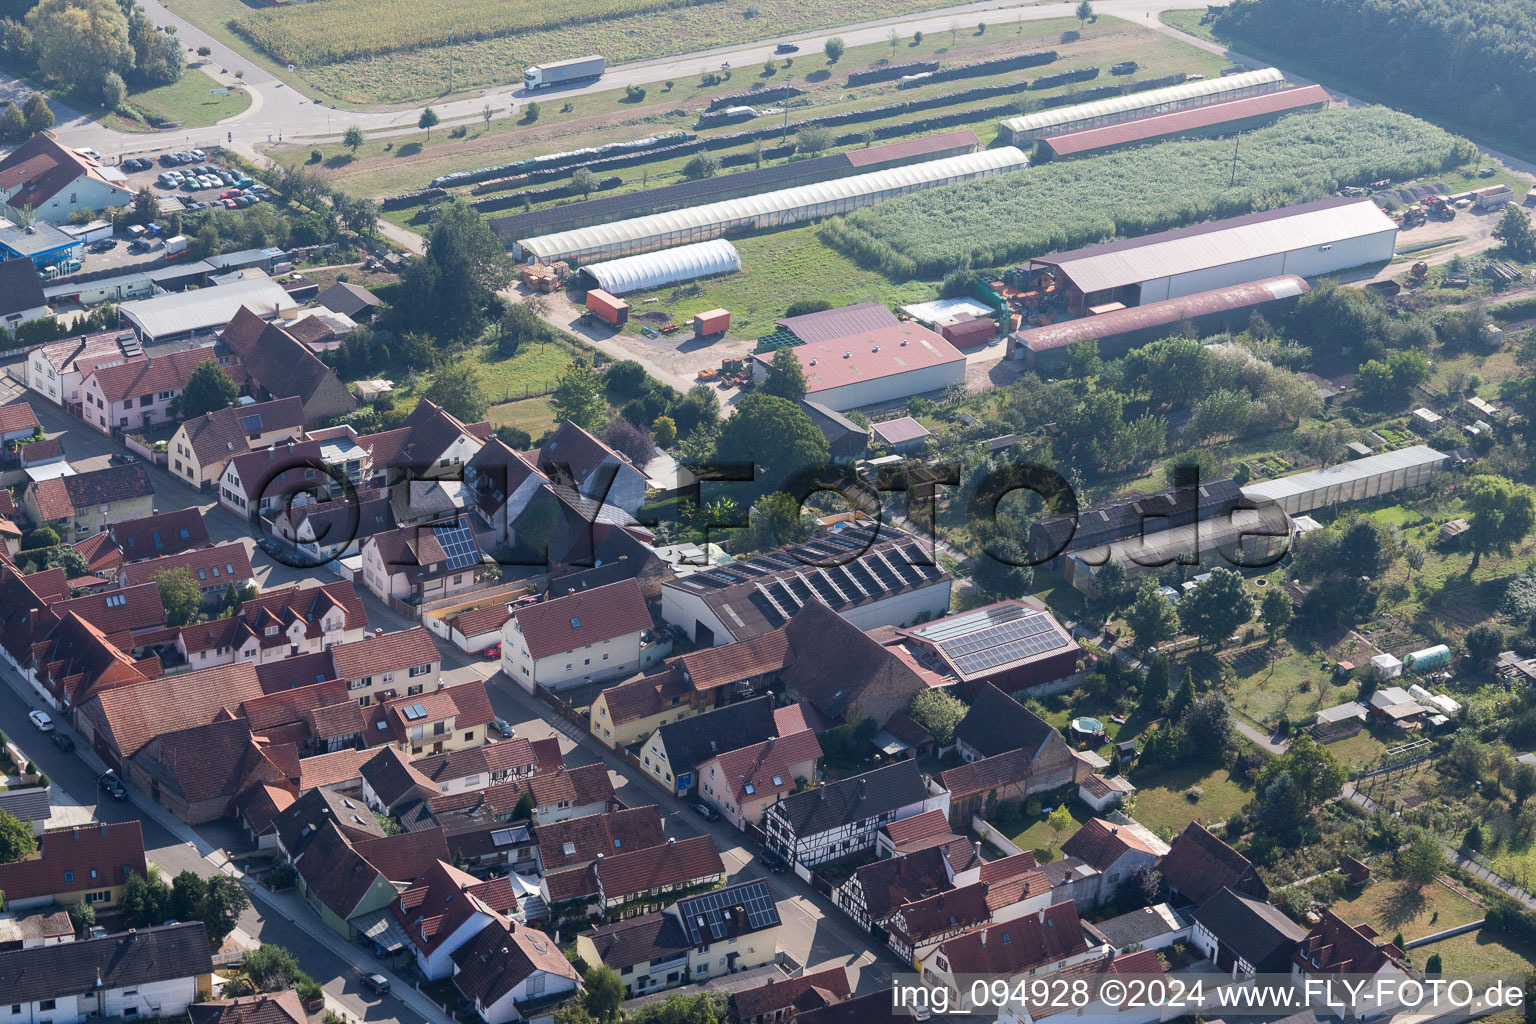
(979, 929, 987, 947)
(857, 778, 867, 801)
(767, 736, 775, 749)
(974, 840, 982, 861)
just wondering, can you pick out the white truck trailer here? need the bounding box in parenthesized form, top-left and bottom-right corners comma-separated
(523, 54, 605, 90)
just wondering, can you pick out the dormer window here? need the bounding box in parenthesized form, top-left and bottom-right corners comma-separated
(265, 626, 278, 637)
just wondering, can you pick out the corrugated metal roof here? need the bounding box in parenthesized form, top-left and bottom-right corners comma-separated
(843, 128, 979, 166)
(761, 321, 965, 394)
(518, 148, 1029, 262)
(778, 301, 900, 344)
(1019, 275, 1309, 353)
(1242, 445, 1448, 503)
(1034, 197, 1397, 295)
(1042, 85, 1330, 157)
(582, 239, 740, 295)
(119, 278, 295, 338)
(1001, 68, 1286, 137)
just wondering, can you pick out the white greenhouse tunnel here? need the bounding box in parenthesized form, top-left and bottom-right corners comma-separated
(578, 239, 742, 296)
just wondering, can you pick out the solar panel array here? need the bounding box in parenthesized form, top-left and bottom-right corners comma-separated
(402, 702, 428, 720)
(435, 516, 481, 570)
(676, 880, 779, 943)
(241, 413, 264, 432)
(940, 609, 1071, 676)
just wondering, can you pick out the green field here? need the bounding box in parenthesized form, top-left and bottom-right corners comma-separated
(1126, 763, 1252, 836)
(127, 68, 252, 129)
(1330, 878, 1484, 941)
(1416, 929, 1535, 975)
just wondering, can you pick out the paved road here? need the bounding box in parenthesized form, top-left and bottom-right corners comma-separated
(2, 0, 1207, 154)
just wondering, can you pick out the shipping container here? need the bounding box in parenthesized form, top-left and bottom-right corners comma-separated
(693, 308, 730, 337)
(585, 288, 629, 326)
(941, 316, 995, 348)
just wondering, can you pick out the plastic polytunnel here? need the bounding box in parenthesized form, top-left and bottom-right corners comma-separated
(999, 68, 1286, 140)
(579, 239, 742, 296)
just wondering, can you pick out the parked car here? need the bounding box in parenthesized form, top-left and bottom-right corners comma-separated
(98, 770, 128, 801)
(109, 452, 137, 465)
(52, 732, 75, 752)
(28, 709, 54, 732)
(361, 974, 391, 996)
(775, 42, 799, 53)
(491, 717, 515, 738)
(222, 198, 238, 209)
(87, 239, 116, 253)
(483, 644, 502, 660)
(190, 148, 206, 160)
(692, 800, 719, 821)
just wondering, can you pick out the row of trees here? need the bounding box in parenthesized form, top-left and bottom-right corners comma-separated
(0, 92, 51, 142)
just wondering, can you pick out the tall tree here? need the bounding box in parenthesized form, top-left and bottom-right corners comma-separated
(1076, 0, 1094, 28)
(197, 875, 251, 945)
(417, 106, 439, 139)
(749, 491, 814, 550)
(240, 943, 301, 992)
(908, 689, 967, 746)
(25, 0, 132, 101)
(1494, 205, 1536, 257)
(154, 566, 201, 627)
(823, 37, 845, 62)
(423, 362, 489, 423)
(395, 200, 512, 340)
(1261, 586, 1293, 643)
(0, 809, 36, 862)
(1125, 586, 1179, 649)
(762, 346, 807, 401)
(552, 362, 607, 431)
(342, 125, 365, 154)
(0, 102, 25, 143)
(22, 93, 52, 134)
(1466, 474, 1536, 566)
(713, 393, 829, 491)
(583, 965, 625, 1022)
(1400, 830, 1446, 889)
(1178, 568, 1253, 649)
(177, 358, 237, 419)
(671, 384, 719, 437)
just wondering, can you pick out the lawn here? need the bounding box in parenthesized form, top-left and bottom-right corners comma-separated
(1008, 799, 1092, 862)
(488, 397, 560, 440)
(1414, 928, 1536, 975)
(1227, 644, 1346, 731)
(126, 67, 252, 129)
(613, 224, 941, 339)
(1330, 877, 1484, 942)
(1125, 763, 1252, 836)
(1319, 728, 1390, 769)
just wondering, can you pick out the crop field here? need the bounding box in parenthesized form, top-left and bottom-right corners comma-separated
(821, 106, 1474, 278)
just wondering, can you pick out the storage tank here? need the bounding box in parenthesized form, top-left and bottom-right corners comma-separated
(1403, 644, 1451, 673)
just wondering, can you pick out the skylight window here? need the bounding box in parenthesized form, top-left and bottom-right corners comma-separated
(571, 617, 581, 629)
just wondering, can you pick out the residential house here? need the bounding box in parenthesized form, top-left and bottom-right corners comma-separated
(24, 329, 139, 409)
(834, 844, 956, 933)
(0, 258, 49, 330)
(269, 490, 394, 565)
(575, 879, 780, 998)
(169, 396, 306, 490)
(779, 600, 927, 738)
(0, 820, 147, 911)
(107, 508, 210, 563)
(78, 344, 235, 435)
(0, 135, 134, 223)
(173, 581, 369, 671)
(501, 578, 655, 693)
(27, 611, 157, 712)
(0, 400, 40, 443)
(523, 762, 616, 824)
(361, 747, 440, 816)
(590, 629, 788, 751)
(330, 625, 441, 706)
(118, 543, 254, 604)
(533, 806, 666, 875)
(730, 965, 852, 1024)
(291, 821, 398, 939)
(234, 782, 297, 851)
(410, 738, 541, 798)
(463, 438, 548, 548)
(369, 680, 495, 756)
(875, 808, 962, 858)
(219, 440, 331, 520)
(360, 515, 486, 607)
(450, 920, 580, 1024)
(275, 788, 386, 866)
(25, 463, 154, 538)
(374, 399, 491, 486)
(697, 730, 822, 830)
(1292, 911, 1411, 1002)
(918, 902, 1102, 1015)
(0, 922, 213, 1024)
(541, 833, 723, 918)
(892, 602, 1080, 698)
(638, 695, 778, 796)
(394, 860, 520, 980)
(886, 856, 1054, 965)
(535, 420, 647, 515)
(1057, 818, 1167, 907)
(128, 717, 288, 824)
(1191, 887, 1306, 977)
(938, 723, 1087, 827)
(43, 582, 165, 639)
(1158, 823, 1268, 907)
(188, 991, 307, 1024)
(763, 759, 948, 868)
(220, 307, 356, 424)
(77, 661, 267, 768)
(956, 685, 1060, 763)
(995, 949, 1167, 1024)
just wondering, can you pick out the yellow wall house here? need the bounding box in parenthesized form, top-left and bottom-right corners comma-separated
(169, 396, 306, 490)
(24, 463, 154, 539)
(0, 820, 148, 912)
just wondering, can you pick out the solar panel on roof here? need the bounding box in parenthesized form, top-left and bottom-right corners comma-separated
(241, 413, 263, 431)
(676, 881, 778, 943)
(938, 613, 1055, 658)
(952, 630, 1070, 675)
(435, 516, 481, 571)
(403, 702, 428, 720)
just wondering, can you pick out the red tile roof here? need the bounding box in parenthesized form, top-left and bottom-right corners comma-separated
(759, 321, 964, 395)
(179, 397, 305, 467)
(35, 464, 154, 521)
(225, 440, 326, 502)
(0, 135, 131, 210)
(329, 626, 439, 682)
(528, 762, 613, 810)
(394, 860, 516, 955)
(881, 808, 953, 848)
(354, 828, 450, 884)
(73, 533, 123, 574)
(296, 747, 373, 790)
(30, 611, 153, 707)
(188, 991, 307, 1024)
(0, 820, 147, 903)
(596, 670, 691, 726)
(239, 678, 348, 732)
(511, 578, 651, 661)
(664, 627, 790, 692)
(119, 543, 253, 590)
(1295, 911, 1406, 975)
(109, 508, 210, 563)
(702, 729, 821, 804)
(936, 901, 1088, 976)
(235, 782, 296, 837)
(28, 476, 72, 522)
(410, 736, 537, 785)
(31, 328, 132, 374)
(451, 920, 577, 1009)
(86, 661, 265, 758)
(47, 582, 164, 635)
(0, 402, 40, 435)
(1061, 818, 1159, 871)
(534, 807, 667, 872)
(16, 438, 62, 466)
(448, 602, 512, 640)
(87, 346, 228, 404)
(374, 680, 494, 745)
(730, 965, 851, 1020)
(592, 835, 723, 902)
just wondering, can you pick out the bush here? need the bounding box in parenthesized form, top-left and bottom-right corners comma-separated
(1185, 786, 1205, 803)
(309, 149, 322, 163)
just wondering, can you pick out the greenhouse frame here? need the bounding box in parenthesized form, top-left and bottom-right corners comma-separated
(998, 68, 1287, 143)
(578, 239, 742, 295)
(515, 148, 1030, 264)
(1241, 444, 1448, 515)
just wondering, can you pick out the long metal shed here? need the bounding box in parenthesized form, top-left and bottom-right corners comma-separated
(1241, 445, 1448, 515)
(998, 68, 1286, 143)
(516, 148, 1029, 264)
(579, 239, 742, 295)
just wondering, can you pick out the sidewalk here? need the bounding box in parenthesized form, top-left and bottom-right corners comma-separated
(0, 659, 452, 1024)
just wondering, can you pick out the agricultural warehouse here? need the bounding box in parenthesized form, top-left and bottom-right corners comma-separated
(514, 148, 1028, 264)
(490, 130, 980, 243)
(1038, 85, 1331, 160)
(891, 601, 1079, 697)
(120, 278, 298, 343)
(1009, 276, 1311, 368)
(1241, 445, 1449, 515)
(1021, 197, 1397, 315)
(750, 320, 966, 412)
(577, 239, 741, 296)
(1066, 502, 1294, 593)
(998, 68, 1287, 144)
